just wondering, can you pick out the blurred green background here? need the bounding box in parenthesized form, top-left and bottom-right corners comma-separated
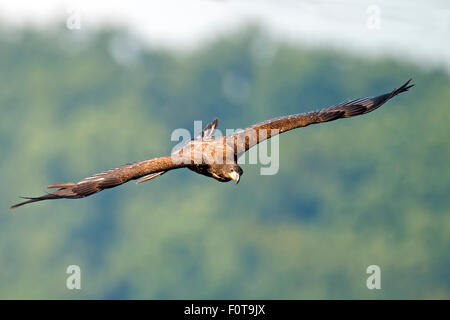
(0, 24, 449, 299)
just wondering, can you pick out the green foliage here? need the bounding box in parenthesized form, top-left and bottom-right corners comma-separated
(0, 26, 449, 299)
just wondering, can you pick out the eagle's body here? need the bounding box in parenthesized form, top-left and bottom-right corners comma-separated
(10, 79, 413, 209)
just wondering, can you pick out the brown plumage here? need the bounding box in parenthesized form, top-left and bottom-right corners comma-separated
(10, 79, 413, 209)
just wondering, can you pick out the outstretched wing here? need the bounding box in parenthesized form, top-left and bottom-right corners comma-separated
(10, 156, 183, 209)
(229, 79, 414, 157)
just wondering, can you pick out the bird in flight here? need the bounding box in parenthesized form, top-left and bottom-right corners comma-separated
(10, 79, 413, 209)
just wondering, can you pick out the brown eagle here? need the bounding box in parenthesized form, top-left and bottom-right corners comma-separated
(10, 79, 413, 209)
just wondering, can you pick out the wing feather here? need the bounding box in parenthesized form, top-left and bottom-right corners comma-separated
(231, 79, 413, 156)
(10, 155, 185, 209)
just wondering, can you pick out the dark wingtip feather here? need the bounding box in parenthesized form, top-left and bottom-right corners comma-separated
(9, 193, 59, 210)
(10, 203, 23, 210)
(10, 196, 34, 209)
(392, 79, 414, 96)
(10, 198, 32, 210)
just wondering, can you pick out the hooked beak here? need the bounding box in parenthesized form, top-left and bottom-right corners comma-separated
(229, 171, 240, 184)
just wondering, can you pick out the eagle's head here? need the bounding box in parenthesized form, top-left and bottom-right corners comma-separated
(210, 163, 243, 184)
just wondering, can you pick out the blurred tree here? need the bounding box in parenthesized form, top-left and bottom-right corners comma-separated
(0, 24, 449, 299)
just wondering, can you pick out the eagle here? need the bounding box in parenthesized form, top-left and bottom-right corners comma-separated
(10, 79, 413, 209)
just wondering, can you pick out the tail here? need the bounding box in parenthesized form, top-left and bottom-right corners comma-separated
(10, 193, 61, 210)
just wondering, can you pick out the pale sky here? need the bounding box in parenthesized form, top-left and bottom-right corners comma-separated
(0, 0, 449, 71)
